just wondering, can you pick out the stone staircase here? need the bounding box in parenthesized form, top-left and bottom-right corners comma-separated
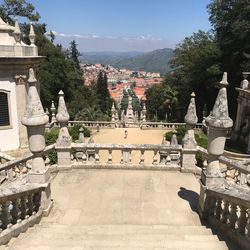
(3, 224, 229, 250)
(0, 170, 232, 249)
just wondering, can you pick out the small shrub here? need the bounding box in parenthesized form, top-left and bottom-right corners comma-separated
(165, 126, 208, 168)
(44, 125, 90, 164)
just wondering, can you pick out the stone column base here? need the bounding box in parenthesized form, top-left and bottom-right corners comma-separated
(181, 149, 200, 174)
(28, 167, 50, 184)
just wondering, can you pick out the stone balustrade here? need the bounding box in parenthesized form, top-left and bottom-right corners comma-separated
(204, 186, 250, 249)
(0, 145, 55, 185)
(0, 184, 44, 244)
(46, 120, 116, 130)
(70, 143, 182, 170)
(140, 122, 203, 130)
(197, 146, 250, 188)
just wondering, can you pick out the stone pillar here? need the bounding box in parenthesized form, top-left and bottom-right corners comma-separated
(21, 68, 52, 214)
(181, 92, 198, 173)
(50, 101, 56, 123)
(55, 90, 72, 169)
(141, 103, 147, 122)
(199, 72, 233, 218)
(111, 102, 116, 122)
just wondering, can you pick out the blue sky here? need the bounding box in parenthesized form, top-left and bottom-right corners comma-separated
(11, 0, 212, 52)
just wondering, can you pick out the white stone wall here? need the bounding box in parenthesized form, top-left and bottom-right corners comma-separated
(0, 79, 19, 151)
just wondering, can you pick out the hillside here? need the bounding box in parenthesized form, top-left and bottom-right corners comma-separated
(80, 48, 174, 74)
(113, 48, 174, 74)
(79, 51, 145, 65)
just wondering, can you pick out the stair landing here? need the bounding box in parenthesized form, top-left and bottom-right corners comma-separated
(4, 169, 229, 249)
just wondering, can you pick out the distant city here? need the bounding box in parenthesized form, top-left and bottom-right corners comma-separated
(81, 63, 162, 102)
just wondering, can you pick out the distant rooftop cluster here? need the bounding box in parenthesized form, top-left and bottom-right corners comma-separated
(81, 63, 162, 102)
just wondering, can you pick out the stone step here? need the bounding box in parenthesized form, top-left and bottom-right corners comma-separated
(9, 239, 228, 250)
(38, 224, 213, 235)
(9, 246, 229, 250)
(17, 231, 219, 241)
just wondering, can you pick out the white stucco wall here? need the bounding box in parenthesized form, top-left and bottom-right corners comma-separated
(0, 79, 19, 151)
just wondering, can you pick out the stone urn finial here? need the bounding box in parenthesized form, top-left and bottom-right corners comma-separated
(184, 92, 198, 126)
(56, 90, 70, 124)
(13, 19, 21, 43)
(29, 23, 36, 45)
(50, 101, 56, 123)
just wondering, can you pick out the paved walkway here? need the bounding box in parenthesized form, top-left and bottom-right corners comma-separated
(92, 128, 167, 144)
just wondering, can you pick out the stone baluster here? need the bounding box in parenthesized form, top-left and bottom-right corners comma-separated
(247, 209, 250, 238)
(95, 149, 100, 164)
(21, 68, 52, 213)
(27, 194, 35, 216)
(55, 90, 72, 169)
(128, 150, 132, 164)
(152, 150, 158, 165)
(199, 73, 233, 219)
(0, 202, 12, 230)
(33, 192, 41, 212)
(215, 198, 222, 221)
(75, 127, 84, 162)
(50, 101, 56, 123)
(221, 200, 229, 224)
(10, 199, 21, 224)
(139, 150, 145, 165)
(229, 202, 238, 230)
(82, 150, 87, 164)
(108, 149, 113, 164)
(238, 206, 247, 236)
(20, 196, 29, 220)
(181, 92, 198, 173)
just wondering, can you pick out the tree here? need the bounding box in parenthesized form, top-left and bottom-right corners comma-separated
(145, 84, 177, 121)
(168, 30, 221, 120)
(208, 0, 250, 117)
(0, 0, 40, 24)
(96, 71, 112, 114)
(68, 40, 81, 70)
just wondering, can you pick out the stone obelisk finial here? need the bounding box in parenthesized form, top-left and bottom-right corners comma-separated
(182, 92, 197, 148)
(21, 68, 49, 183)
(13, 19, 21, 43)
(56, 90, 71, 146)
(204, 72, 233, 184)
(29, 23, 36, 45)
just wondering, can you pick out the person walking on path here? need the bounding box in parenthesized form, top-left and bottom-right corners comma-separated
(124, 130, 128, 139)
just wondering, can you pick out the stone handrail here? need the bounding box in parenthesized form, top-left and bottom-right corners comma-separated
(0, 183, 44, 244)
(197, 146, 250, 187)
(70, 142, 182, 170)
(0, 144, 55, 184)
(140, 122, 203, 130)
(205, 186, 250, 250)
(46, 120, 116, 129)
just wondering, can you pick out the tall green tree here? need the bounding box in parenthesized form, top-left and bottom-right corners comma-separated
(68, 40, 81, 70)
(96, 71, 112, 114)
(169, 30, 221, 120)
(208, 0, 250, 117)
(145, 84, 177, 121)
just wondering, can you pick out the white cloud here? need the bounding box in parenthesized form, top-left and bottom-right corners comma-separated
(47, 31, 162, 42)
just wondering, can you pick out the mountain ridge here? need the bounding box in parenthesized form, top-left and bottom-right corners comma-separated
(80, 48, 174, 74)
